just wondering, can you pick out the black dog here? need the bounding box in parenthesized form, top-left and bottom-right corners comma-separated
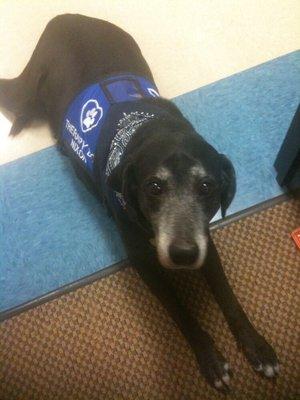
(0, 14, 279, 391)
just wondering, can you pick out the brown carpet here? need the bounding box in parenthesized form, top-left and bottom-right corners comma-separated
(1, 199, 299, 400)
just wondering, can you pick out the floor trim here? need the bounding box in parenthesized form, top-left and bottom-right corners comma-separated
(210, 190, 298, 231)
(0, 261, 128, 322)
(1, 189, 299, 322)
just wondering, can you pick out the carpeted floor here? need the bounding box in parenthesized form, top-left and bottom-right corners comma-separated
(0, 198, 299, 400)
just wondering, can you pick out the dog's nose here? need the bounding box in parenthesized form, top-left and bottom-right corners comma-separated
(169, 241, 199, 266)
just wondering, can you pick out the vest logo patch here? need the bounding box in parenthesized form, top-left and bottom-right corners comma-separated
(80, 99, 103, 133)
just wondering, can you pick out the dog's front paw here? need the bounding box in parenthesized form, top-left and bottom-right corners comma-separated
(238, 329, 279, 378)
(196, 346, 232, 393)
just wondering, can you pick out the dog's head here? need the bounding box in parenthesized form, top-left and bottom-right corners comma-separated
(108, 119, 236, 270)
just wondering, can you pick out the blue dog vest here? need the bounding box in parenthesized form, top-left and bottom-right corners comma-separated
(62, 74, 159, 173)
(62, 73, 161, 209)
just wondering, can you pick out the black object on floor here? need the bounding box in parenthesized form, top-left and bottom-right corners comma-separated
(275, 103, 300, 189)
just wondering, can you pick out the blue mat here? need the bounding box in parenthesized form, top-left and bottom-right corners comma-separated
(1, 51, 299, 312)
(173, 50, 300, 216)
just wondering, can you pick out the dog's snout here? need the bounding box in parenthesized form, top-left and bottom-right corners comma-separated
(168, 241, 199, 266)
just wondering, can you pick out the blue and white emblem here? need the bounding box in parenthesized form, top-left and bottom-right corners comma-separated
(80, 99, 103, 132)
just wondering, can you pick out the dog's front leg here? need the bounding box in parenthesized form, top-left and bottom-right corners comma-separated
(122, 229, 231, 392)
(202, 237, 279, 378)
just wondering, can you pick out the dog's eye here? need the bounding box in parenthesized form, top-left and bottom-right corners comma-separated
(198, 181, 214, 195)
(146, 181, 163, 196)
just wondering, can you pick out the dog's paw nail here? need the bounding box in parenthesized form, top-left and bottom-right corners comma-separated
(254, 363, 263, 371)
(224, 362, 230, 371)
(214, 379, 223, 389)
(222, 373, 230, 385)
(263, 364, 276, 378)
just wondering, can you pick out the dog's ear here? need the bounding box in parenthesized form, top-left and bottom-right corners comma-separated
(219, 154, 236, 218)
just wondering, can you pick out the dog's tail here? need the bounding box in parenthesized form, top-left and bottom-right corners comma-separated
(0, 77, 28, 135)
(0, 68, 45, 136)
(0, 78, 19, 112)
